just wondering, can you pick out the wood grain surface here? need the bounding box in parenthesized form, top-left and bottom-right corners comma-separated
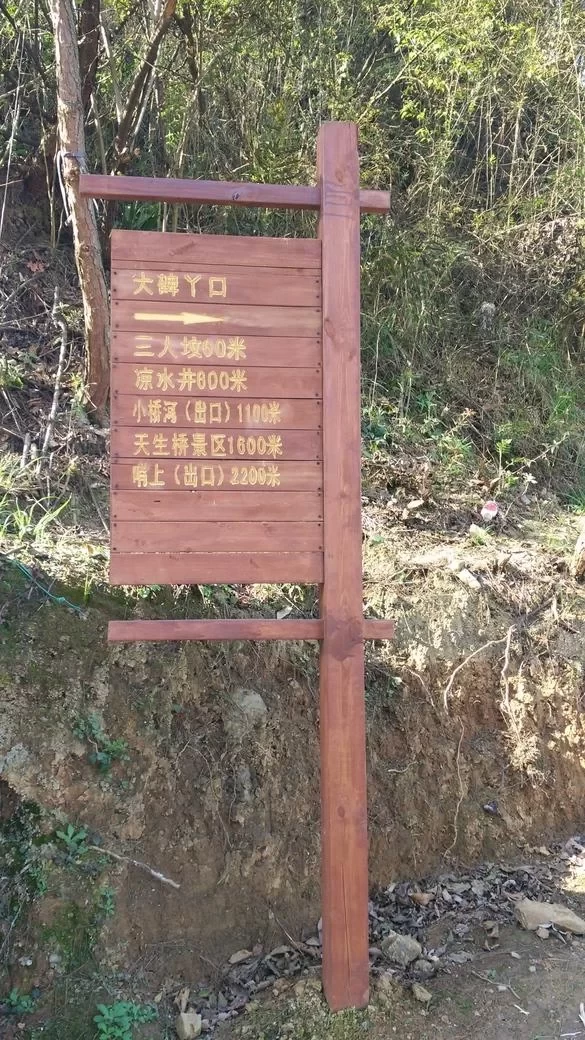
(111, 460, 323, 491)
(111, 520, 323, 552)
(112, 264, 320, 307)
(110, 551, 324, 584)
(111, 490, 323, 522)
(111, 427, 322, 460)
(81, 175, 390, 214)
(112, 299, 321, 336)
(317, 122, 370, 1011)
(111, 394, 322, 429)
(110, 229, 321, 267)
(108, 617, 325, 641)
(112, 332, 322, 368)
(107, 617, 394, 642)
(111, 362, 321, 398)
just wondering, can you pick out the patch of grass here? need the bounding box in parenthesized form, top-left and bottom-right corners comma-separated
(239, 996, 373, 1040)
(0, 799, 48, 908)
(29, 997, 99, 1040)
(564, 489, 585, 514)
(366, 672, 403, 718)
(0, 451, 70, 544)
(0, 357, 25, 389)
(42, 897, 104, 973)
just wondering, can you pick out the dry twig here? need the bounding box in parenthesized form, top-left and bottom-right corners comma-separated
(41, 287, 69, 461)
(442, 598, 553, 713)
(442, 635, 511, 711)
(443, 719, 465, 858)
(88, 844, 180, 889)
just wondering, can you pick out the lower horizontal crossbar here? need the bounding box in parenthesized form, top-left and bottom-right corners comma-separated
(108, 618, 395, 642)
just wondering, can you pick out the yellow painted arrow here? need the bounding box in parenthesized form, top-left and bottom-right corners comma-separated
(134, 311, 226, 326)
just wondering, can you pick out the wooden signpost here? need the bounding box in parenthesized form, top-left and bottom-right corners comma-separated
(81, 122, 392, 1012)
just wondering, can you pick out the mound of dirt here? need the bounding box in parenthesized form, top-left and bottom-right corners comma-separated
(1, 503, 584, 988)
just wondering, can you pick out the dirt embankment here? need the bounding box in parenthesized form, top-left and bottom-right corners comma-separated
(1, 509, 584, 982)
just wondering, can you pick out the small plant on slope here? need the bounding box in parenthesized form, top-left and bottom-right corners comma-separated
(3, 987, 36, 1014)
(73, 713, 129, 773)
(94, 1001, 157, 1040)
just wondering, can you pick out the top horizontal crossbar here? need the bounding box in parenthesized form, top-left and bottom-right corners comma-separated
(79, 174, 390, 213)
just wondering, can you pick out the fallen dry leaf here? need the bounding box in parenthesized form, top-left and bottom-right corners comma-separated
(174, 987, 190, 1012)
(411, 891, 435, 907)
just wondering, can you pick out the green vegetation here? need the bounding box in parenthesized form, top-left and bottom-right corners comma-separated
(55, 822, 90, 858)
(42, 887, 116, 972)
(0, 799, 48, 915)
(94, 1002, 158, 1040)
(73, 713, 129, 773)
(2, 987, 37, 1014)
(0, 0, 582, 497)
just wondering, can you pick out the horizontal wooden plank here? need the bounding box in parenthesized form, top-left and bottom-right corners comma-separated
(112, 265, 320, 307)
(81, 176, 390, 214)
(110, 551, 324, 584)
(112, 299, 321, 337)
(111, 395, 322, 429)
(109, 229, 321, 268)
(108, 618, 325, 641)
(111, 490, 323, 522)
(363, 619, 396, 640)
(111, 460, 322, 491)
(112, 332, 322, 368)
(108, 617, 394, 642)
(111, 362, 321, 399)
(112, 521, 323, 552)
(111, 428, 322, 461)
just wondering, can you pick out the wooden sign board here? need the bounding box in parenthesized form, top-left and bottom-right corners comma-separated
(81, 122, 393, 1013)
(110, 231, 324, 585)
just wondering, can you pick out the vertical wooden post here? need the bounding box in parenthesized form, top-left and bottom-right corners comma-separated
(317, 122, 369, 1011)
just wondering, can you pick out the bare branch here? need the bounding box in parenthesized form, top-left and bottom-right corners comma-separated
(114, 0, 177, 169)
(88, 844, 181, 889)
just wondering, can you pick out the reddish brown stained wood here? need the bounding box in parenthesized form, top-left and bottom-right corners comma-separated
(108, 618, 325, 642)
(112, 332, 322, 368)
(112, 490, 324, 522)
(111, 427, 322, 461)
(318, 122, 369, 1010)
(112, 265, 321, 307)
(112, 521, 323, 553)
(110, 551, 324, 584)
(111, 460, 322, 492)
(111, 363, 321, 399)
(359, 188, 391, 213)
(110, 229, 321, 268)
(111, 395, 322, 429)
(107, 618, 393, 642)
(363, 619, 395, 640)
(112, 300, 320, 337)
(81, 175, 390, 214)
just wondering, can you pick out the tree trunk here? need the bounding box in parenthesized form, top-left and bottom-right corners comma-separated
(51, 0, 109, 419)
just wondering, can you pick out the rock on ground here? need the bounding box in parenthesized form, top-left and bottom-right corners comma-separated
(381, 930, 422, 967)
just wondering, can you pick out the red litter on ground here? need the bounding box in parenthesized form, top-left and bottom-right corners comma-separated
(481, 500, 499, 522)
